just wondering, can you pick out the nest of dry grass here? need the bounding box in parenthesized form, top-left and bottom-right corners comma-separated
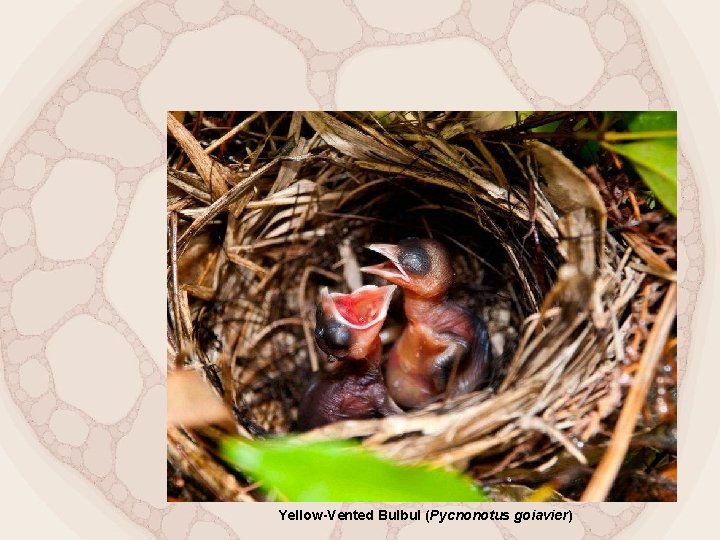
(167, 112, 677, 502)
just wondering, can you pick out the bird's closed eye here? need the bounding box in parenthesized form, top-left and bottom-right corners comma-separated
(398, 241, 431, 275)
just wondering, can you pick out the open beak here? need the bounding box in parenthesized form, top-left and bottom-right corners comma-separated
(319, 284, 396, 330)
(317, 284, 396, 360)
(360, 244, 409, 283)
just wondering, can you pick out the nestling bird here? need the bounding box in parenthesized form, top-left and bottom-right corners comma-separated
(297, 284, 402, 430)
(361, 238, 492, 409)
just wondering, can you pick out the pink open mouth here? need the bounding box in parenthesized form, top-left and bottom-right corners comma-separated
(320, 284, 396, 329)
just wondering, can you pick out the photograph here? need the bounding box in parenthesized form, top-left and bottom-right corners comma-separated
(166, 111, 677, 503)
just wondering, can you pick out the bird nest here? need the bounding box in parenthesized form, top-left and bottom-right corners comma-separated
(167, 112, 677, 502)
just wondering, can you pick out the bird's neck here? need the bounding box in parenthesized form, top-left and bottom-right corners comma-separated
(403, 291, 447, 324)
(365, 337, 383, 367)
(331, 337, 382, 375)
(348, 336, 382, 367)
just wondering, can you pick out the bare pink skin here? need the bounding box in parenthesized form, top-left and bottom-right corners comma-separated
(297, 340, 401, 430)
(297, 285, 401, 430)
(362, 239, 492, 409)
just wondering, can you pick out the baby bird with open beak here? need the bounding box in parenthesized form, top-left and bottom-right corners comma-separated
(297, 284, 402, 430)
(361, 238, 492, 409)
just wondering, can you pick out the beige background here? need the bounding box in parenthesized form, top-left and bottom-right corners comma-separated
(0, 1, 713, 538)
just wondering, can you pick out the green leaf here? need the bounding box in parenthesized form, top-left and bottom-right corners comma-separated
(220, 437, 489, 502)
(604, 138, 677, 216)
(625, 111, 677, 132)
(369, 111, 396, 126)
(577, 140, 600, 165)
(531, 120, 561, 133)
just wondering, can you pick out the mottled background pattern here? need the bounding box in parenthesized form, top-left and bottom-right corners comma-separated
(0, 0, 703, 539)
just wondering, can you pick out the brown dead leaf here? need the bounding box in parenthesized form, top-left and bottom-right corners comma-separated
(530, 142, 609, 320)
(177, 232, 220, 290)
(530, 140, 607, 265)
(529, 141, 606, 217)
(557, 209, 598, 286)
(304, 112, 432, 166)
(168, 370, 234, 429)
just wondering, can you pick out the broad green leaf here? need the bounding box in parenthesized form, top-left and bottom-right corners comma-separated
(605, 112, 676, 142)
(625, 111, 677, 132)
(531, 120, 561, 133)
(604, 138, 677, 216)
(220, 437, 489, 502)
